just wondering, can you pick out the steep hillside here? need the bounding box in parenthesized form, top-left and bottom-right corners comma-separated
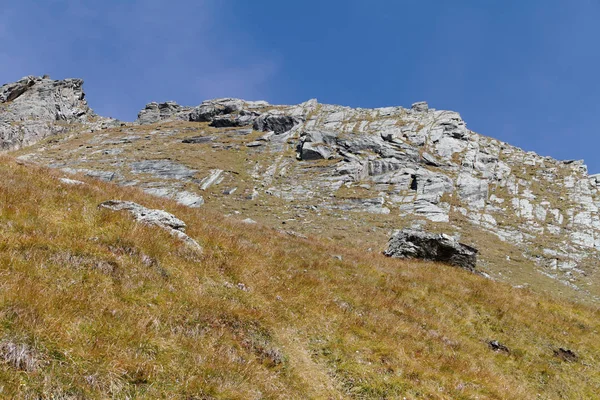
(0, 157, 599, 399)
(9, 81, 600, 304)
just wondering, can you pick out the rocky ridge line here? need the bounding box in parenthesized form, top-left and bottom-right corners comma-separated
(6, 76, 600, 300)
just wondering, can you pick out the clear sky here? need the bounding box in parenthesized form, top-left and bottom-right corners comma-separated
(2, 1, 600, 171)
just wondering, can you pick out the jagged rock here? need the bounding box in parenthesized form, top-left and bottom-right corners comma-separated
(210, 110, 260, 127)
(411, 101, 429, 112)
(0, 75, 103, 149)
(421, 152, 442, 167)
(136, 101, 190, 124)
(98, 200, 202, 251)
(384, 229, 478, 271)
(301, 142, 332, 160)
(189, 98, 245, 122)
(253, 113, 300, 134)
(16, 89, 600, 296)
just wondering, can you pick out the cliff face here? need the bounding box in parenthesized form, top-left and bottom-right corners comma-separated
(0, 76, 117, 150)
(6, 78, 600, 302)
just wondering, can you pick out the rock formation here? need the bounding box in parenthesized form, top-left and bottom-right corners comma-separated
(0, 75, 117, 150)
(384, 229, 478, 271)
(7, 75, 600, 302)
(98, 200, 202, 251)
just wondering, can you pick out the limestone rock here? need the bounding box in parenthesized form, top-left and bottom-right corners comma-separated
(98, 200, 202, 251)
(136, 101, 191, 124)
(411, 101, 429, 112)
(384, 229, 478, 271)
(0, 75, 103, 149)
(253, 113, 300, 134)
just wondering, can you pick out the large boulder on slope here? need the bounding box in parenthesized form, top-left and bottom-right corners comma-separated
(384, 229, 478, 271)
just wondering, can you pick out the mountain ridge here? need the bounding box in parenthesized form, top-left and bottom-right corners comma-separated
(3, 75, 600, 304)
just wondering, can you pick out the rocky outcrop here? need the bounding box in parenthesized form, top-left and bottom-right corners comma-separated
(0, 75, 112, 150)
(16, 92, 600, 300)
(384, 229, 478, 271)
(253, 113, 301, 134)
(99, 200, 202, 251)
(136, 101, 191, 124)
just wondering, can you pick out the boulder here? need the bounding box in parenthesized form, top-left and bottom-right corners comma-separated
(189, 98, 245, 122)
(98, 200, 202, 251)
(384, 229, 477, 271)
(253, 113, 300, 134)
(300, 142, 332, 160)
(411, 101, 429, 112)
(136, 101, 190, 124)
(210, 110, 259, 127)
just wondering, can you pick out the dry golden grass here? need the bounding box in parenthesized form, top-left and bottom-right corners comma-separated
(0, 156, 599, 399)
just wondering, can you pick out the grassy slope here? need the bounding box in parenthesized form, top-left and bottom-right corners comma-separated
(0, 157, 598, 399)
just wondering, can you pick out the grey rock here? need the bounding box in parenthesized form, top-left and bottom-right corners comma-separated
(421, 152, 442, 167)
(136, 101, 190, 125)
(0, 75, 103, 149)
(253, 113, 300, 134)
(130, 160, 196, 180)
(59, 177, 85, 186)
(98, 200, 202, 251)
(411, 101, 429, 112)
(384, 229, 478, 271)
(182, 136, 214, 144)
(199, 169, 224, 190)
(210, 110, 260, 127)
(189, 98, 246, 122)
(144, 188, 204, 208)
(301, 142, 332, 160)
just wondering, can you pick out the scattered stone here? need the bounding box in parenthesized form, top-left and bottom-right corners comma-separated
(200, 169, 224, 190)
(182, 135, 214, 144)
(384, 229, 478, 271)
(246, 141, 263, 147)
(223, 187, 237, 195)
(553, 348, 578, 362)
(278, 229, 308, 239)
(98, 200, 202, 251)
(59, 177, 84, 185)
(241, 218, 257, 224)
(487, 340, 510, 353)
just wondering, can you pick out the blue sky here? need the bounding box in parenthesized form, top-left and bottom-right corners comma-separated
(2, 1, 600, 171)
